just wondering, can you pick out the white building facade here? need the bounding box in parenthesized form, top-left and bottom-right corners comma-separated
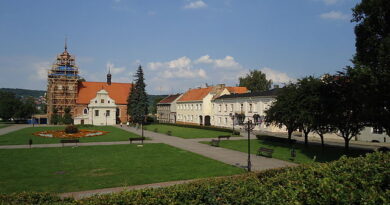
(211, 89, 285, 132)
(74, 89, 117, 125)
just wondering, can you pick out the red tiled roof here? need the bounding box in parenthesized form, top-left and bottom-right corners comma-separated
(226, 86, 248, 94)
(177, 87, 213, 102)
(77, 82, 132, 104)
(159, 94, 182, 104)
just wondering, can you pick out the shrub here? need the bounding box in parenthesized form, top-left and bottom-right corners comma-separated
(167, 131, 172, 136)
(64, 125, 78, 134)
(256, 134, 296, 144)
(1, 152, 389, 204)
(153, 128, 158, 132)
(232, 130, 240, 135)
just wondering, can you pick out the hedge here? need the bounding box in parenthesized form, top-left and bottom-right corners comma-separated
(0, 152, 388, 204)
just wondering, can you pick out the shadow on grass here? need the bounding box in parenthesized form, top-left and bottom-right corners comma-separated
(257, 135, 372, 163)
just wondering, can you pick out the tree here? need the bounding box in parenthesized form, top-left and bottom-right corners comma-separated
(352, 0, 390, 136)
(151, 97, 165, 115)
(62, 107, 73, 125)
(324, 71, 366, 152)
(51, 108, 60, 125)
(15, 97, 37, 120)
(295, 76, 323, 146)
(239, 70, 272, 92)
(265, 84, 300, 142)
(128, 65, 148, 124)
(0, 91, 20, 121)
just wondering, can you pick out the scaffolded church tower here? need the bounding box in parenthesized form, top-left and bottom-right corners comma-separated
(47, 41, 80, 123)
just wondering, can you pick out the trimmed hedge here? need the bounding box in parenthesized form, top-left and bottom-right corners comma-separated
(1, 152, 388, 204)
(157, 122, 240, 134)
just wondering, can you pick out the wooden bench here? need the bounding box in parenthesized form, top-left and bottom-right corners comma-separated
(129, 137, 145, 144)
(218, 135, 231, 140)
(211, 139, 220, 147)
(60, 139, 79, 147)
(257, 147, 274, 158)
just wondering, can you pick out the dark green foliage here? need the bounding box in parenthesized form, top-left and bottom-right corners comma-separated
(239, 70, 272, 92)
(166, 130, 172, 136)
(50, 108, 60, 125)
(0, 192, 73, 205)
(62, 107, 73, 125)
(0, 88, 45, 99)
(265, 84, 301, 141)
(157, 122, 235, 133)
(2, 152, 388, 204)
(150, 96, 165, 114)
(0, 91, 20, 120)
(64, 125, 78, 134)
(234, 113, 245, 125)
(128, 66, 148, 123)
(256, 135, 296, 144)
(15, 97, 37, 120)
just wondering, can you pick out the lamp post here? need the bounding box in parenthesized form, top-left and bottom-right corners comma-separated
(229, 113, 235, 136)
(243, 120, 255, 172)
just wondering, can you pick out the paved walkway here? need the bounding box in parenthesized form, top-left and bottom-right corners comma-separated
(0, 124, 30, 135)
(118, 126, 295, 172)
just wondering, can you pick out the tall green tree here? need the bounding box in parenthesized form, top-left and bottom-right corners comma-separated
(129, 65, 149, 123)
(0, 91, 20, 121)
(15, 97, 37, 120)
(62, 107, 73, 125)
(127, 81, 136, 122)
(324, 71, 366, 152)
(51, 108, 60, 125)
(352, 0, 390, 136)
(239, 70, 272, 92)
(265, 84, 300, 142)
(151, 97, 165, 115)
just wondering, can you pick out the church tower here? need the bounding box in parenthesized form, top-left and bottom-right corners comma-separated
(47, 40, 80, 123)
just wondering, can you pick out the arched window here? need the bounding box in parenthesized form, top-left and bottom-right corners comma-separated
(83, 108, 88, 114)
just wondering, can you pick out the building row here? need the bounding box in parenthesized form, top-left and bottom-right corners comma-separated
(157, 86, 389, 143)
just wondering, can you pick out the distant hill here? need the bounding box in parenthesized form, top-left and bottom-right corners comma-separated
(0, 88, 45, 98)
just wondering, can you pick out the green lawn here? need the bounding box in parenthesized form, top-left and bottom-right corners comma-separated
(144, 124, 235, 139)
(205, 138, 371, 164)
(0, 144, 243, 193)
(0, 126, 142, 145)
(0, 124, 10, 129)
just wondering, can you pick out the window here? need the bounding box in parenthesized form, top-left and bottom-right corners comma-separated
(249, 104, 253, 113)
(240, 104, 244, 112)
(106, 110, 110, 117)
(101, 99, 104, 103)
(218, 117, 221, 124)
(219, 104, 222, 112)
(108, 100, 110, 104)
(373, 126, 384, 134)
(225, 118, 228, 124)
(230, 104, 233, 112)
(95, 110, 99, 116)
(83, 108, 88, 114)
(95, 100, 97, 103)
(225, 104, 228, 112)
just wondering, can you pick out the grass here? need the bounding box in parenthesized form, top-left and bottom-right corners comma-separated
(0, 126, 143, 145)
(0, 144, 243, 193)
(144, 124, 235, 139)
(0, 124, 10, 129)
(203, 138, 371, 164)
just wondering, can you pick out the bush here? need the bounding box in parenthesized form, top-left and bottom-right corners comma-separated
(1, 152, 389, 204)
(153, 128, 158, 132)
(64, 125, 78, 134)
(167, 131, 172, 136)
(232, 130, 240, 135)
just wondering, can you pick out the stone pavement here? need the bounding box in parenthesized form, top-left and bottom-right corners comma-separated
(118, 126, 296, 171)
(0, 124, 30, 135)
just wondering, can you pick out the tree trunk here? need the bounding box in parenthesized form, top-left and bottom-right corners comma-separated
(303, 130, 310, 146)
(344, 137, 350, 153)
(288, 129, 293, 143)
(319, 133, 325, 151)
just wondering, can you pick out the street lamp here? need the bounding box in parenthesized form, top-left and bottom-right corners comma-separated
(229, 113, 235, 136)
(243, 120, 255, 172)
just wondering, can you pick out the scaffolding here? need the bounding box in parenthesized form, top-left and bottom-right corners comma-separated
(47, 44, 79, 123)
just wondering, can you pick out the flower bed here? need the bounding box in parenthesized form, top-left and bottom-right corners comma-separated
(33, 129, 109, 139)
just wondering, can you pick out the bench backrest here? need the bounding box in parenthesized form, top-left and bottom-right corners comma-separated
(129, 137, 145, 140)
(259, 147, 273, 153)
(218, 135, 230, 138)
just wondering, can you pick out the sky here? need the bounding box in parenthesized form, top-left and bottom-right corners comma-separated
(0, 0, 359, 94)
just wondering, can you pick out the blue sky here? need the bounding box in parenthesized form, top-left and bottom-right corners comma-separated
(0, 0, 359, 94)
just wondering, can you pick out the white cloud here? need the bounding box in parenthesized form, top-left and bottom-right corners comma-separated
(195, 55, 242, 69)
(184, 0, 207, 9)
(260, 67, 295, 84)
(147, 56, 207, 79)
(30, 61, 50, 81)
(106, 62, 126, 75)
(320, 11, 349, 20)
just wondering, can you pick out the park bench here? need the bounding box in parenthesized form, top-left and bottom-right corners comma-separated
(60, 139, 79, 147)
(257, 147, 274, 158)
(211, 139, 220, 147)
(129, 137, 145, 144)
(218, 135, 231, 140)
